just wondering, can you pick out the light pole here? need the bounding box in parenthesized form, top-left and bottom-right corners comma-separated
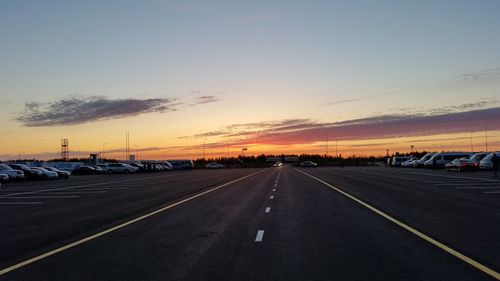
(135, 144, 139, 160)
(18, 146, 24, 161)
(203, 138, 206, 160)
(242, 147, 247, 157)
(102, 142, 108, 160)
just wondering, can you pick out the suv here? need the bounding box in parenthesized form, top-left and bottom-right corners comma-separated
(0, 164, 25, 180)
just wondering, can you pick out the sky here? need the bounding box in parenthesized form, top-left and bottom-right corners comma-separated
(1, 0, 500, 160)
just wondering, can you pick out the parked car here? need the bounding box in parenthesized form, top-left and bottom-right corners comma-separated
(299, 161, 318, 167)
(461, 152, 489, 170)
(0, 164, 25, 180)
(44, 167, 71, 179)
(390, 156, 415, 167)
(401, 158, 417, 167)
(31, 167, 59, 179)
(168, 160, 194, 170)
(72, 166, 98, 175)
(445, 158, 475, 172)
(479, 152, 500, 170)
(154, 164, 165, 171)
(90, 165, 105, 174)
(122, 163, 139, 172)
(206, 162, 224, 169)
(9, 164, 43, 180)
(0, 173, 9, 182)
(104, 163, 136, 173)
(160, 161, 173, 171)
(412, 153, 436, 168)
(424, 152, 473, 169)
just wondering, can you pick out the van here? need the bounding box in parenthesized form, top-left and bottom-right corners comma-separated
(424, 152, 473, 168)
(391, 156, 414, 167)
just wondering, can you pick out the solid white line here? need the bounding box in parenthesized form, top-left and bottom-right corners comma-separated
(483, 191, 500, 194)
(0, 202, 43, 205)
(295, 168, 500, 280)
(0, 169, 267, 276)
(255, 230, 264, 242)
(265, 207, 271, 213)
(270, 195, 274, 199)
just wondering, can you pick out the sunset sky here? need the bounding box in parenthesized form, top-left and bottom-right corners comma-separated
(1, 0, 500, 160)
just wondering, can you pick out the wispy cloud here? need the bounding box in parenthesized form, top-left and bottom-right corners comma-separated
(180, 105, 500, 149)
(190, 95, 220, 105)
(321, 97, 364, 106)
(16, 96, 179, 127)
(321, 92, 394, 107)
(458, 68, 500, 81)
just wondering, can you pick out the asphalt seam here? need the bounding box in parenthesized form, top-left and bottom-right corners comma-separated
(295, 168, 500, 280)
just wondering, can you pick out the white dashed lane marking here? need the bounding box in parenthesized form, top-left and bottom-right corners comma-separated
(255, 230, 265, 242)
(265, 207, 271, 213)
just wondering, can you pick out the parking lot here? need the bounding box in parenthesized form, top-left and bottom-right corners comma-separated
(0, 166, 498, 281)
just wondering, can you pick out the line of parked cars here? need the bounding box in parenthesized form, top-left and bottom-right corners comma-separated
(72, 160, 195, 175)
(0, 159, 197, 182)
(0, 163, 71, 182)
(390, 152, 500, 172)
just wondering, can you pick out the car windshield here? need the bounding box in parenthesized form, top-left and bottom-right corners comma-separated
(0, 164, 13, 170)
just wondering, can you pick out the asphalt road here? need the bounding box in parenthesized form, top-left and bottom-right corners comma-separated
(0, 166, 498, 280)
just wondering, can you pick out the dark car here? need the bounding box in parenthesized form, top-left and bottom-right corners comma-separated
(72, 166, 97, 175)
(44, 167, 71, 179)
(8, 164, 43, 180)
(90, 166, 105, 174)
(299, 161, 318, 167)
(445, 158, 475, 172)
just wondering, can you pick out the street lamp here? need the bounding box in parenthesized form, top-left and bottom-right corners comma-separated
(242, 147, 247, 157)
(203, 138, 206, 160)
(135, 144, 139, 160)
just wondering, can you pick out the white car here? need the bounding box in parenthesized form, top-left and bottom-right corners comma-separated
(31, 167, 59, 179)
(401, 158, 417, 167)
(479, 152, 500, 170)
(206, 162, 224, 169)
(0, 164, 25, 179)
(104, 163, 137, 173)
(412, 153, 435, 168)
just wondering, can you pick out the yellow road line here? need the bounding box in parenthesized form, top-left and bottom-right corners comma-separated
(0, 169, 267, 276)
(295, 168, 500, 280)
